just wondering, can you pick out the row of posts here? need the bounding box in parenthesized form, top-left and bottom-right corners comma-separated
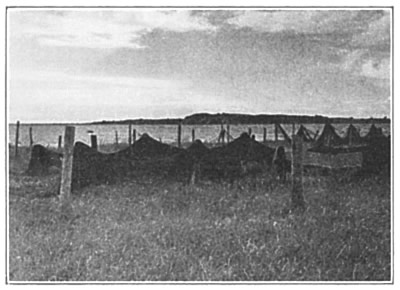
(14, 122, 296, 156)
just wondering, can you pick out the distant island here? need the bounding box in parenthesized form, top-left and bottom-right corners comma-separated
(90, 113, 390, 125)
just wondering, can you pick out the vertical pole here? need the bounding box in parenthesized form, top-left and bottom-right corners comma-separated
(192, 128, 195, 143)
(60, 126, 75, 205)
(263, 127, 267, 143)
(133, 129, 136, 143)
(29, 127, 33, 149)
(291, 135, 305, 210)
(58, 136, 62, 150)
(128, 123, 132, 147)
(91, 135, 98, 150)
(248, 127, 252, 137)
(227, 124, 230, 143)
(115, 131, 119, 146)
(275, 123, 278, 141)
(292, 123, 296, 136)
(178, 123, 182, 148)
(15, 121, 20, 157)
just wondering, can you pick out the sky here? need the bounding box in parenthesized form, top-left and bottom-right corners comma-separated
(8, 8, 391, 123)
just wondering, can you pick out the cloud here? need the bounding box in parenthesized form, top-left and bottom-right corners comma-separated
(9, 10, 216, 49)
(226, 10, 363, 34)
(350, 11, 390, 48)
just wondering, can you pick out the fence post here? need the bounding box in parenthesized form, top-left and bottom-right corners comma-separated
(14, 121, 20, 157)
(292, 123, 296, 136)
(58, 136, 62, 150)
(91, 135, 98, 150)
(128, 124, 132, 147)
(133, 129, 136, 143)
(60, 126, 75, 206)
(178, 123, 182, 148)
(291, 135, 306, 210)
(227, 124, 230, 143)
(263, 127, 267, 143)
(115, 131, 119, 146)
(192, 128, 195, 143)
(248, 127, 252, 137)
(275, 123, 278, 141)
(29, 127, 33, 149)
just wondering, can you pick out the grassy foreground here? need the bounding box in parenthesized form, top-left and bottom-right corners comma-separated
(8, 147, 391, 281)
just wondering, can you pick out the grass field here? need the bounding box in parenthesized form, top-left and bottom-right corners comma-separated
(8, 146, 391, 282)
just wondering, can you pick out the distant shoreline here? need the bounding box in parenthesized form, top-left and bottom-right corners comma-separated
(10, 113, 391, 126)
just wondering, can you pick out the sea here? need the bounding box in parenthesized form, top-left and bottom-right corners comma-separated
(8, 122, 391, 148)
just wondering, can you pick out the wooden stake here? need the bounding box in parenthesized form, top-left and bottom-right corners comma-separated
(178, 123, 182, 148)
(133, 129, 136, 143)
(29, 127, 33, 148)
(192, 128, 195, 143)
(128, 124, 132, 147)
(263, 127, 267, 143)
(115, 131, 119, 145)
(275, 123, 278, 141)
(60, 126, 75, 205)
(292, 123, 296, 136)
(14, 121, 20, 157)
(91, 135, 98, 150)
(58, 136, 62, 150)
(291, 135, 306, 210)
(248, 127, 252, 137)
(227, 124, 230, 143)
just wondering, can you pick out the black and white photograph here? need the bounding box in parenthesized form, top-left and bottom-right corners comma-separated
(5, 3, 393, 284)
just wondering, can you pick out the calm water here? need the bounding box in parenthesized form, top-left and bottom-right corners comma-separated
(8, 123, 391, 148)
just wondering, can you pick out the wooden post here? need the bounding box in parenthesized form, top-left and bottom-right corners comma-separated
(263, 127, 267, 143)
(91, 135, 98, 150)
(58, 136, 62, 150)
(275, 123, 278, 141)
(14, 121, 20, 157)
(291, 135, 306, 210)
(29, 127, 33, 148)
(115, 131, 119, 146)
(60, 126, 75, 205)
(191, 128, 195, 143)
(177, 123, 182, 148)
(128, 124, 132, 147)
(292, 123, 296, 136)
(248, 127, 252, 137)
(133, 129, 136, 143)
(227, 124, 230, 143)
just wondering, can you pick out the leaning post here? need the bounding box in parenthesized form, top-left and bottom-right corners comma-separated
(14, 121, 20, 157)
(291, 135, 306, 210)
(59, 126, 75, 206)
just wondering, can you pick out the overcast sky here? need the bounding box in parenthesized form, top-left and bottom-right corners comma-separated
(8, 8, 391, 123)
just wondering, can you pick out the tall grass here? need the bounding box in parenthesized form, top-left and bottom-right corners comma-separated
(8, 147, 391, 281)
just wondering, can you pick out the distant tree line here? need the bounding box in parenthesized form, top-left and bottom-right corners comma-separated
(91, 113, 390, 126)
